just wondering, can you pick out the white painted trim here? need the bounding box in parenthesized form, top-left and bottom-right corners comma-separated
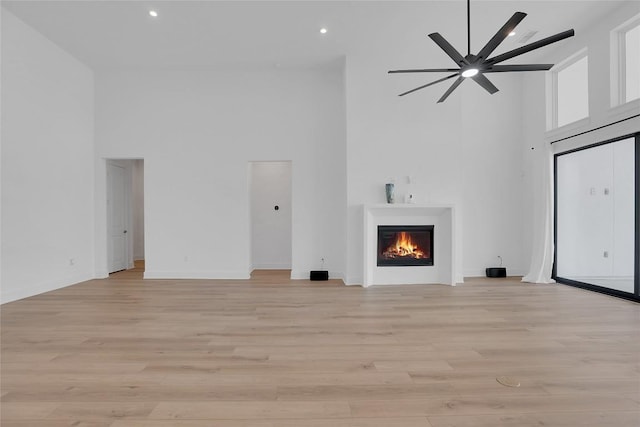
(290, 270, 345, 281)
(143, 270, 250, 280)
(252, 263, 292, 270)
(95, 269, 109, 279)
(464, 269, 527, 278)
(547, 48, 589, 131)
(1, 273, 94, 305)
(607, 98, 640, 122)
(106, 160, 132, 273)
(610, 13, 640, 107)
(545, 116, 591, 143)
(344, 276, 363, 286)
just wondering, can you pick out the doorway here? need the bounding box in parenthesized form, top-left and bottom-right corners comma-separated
(249, 161, 292, 271)
(554, 133, 639, 301)
(106, 159, 145, 275)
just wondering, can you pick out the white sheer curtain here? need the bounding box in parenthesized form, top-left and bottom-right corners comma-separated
(522, 142, 555, 284)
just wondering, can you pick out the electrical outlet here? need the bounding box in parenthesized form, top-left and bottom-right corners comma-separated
(69, 258, 75, 266)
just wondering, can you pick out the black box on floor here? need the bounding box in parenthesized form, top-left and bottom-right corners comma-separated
(486, 267, 507, 278)
(310, 270, 329, 281)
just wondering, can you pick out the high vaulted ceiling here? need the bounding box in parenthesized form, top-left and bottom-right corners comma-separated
(1, 1, 632, 69)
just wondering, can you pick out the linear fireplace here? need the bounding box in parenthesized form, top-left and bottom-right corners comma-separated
(377, 225, 434, 267)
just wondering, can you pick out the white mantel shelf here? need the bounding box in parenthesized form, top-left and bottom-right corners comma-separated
(363, 204, 462, 287)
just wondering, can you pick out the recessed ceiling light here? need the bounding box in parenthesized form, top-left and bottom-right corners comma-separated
(149, 10, 158, 18)
(461, 68, 479, 78)
(508, 31, 516, 37)
(320, 28, 328, 34)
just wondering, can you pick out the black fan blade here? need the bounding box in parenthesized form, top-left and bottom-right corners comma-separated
(485, 64, 553, 72)
(476, 12, 527, 61)
(487, 29, 575, 65)
(471, 73, 499, 94)
(399, 73, 459, 97)
(437, 76, 464, 103)
(389, 68, 460, 74)
(429, 33, 469, 66)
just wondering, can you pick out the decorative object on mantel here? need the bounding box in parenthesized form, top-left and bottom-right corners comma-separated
(404, 175, 415, 204)
(385, 182, 395, 204)
(310, 258, 329, 281)
(388, 0, 574, 103)
(486, 255, 507, 278)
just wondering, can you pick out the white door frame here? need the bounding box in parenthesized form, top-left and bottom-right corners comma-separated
(106, 160, 133, 273)
(249, 161, 293, 271)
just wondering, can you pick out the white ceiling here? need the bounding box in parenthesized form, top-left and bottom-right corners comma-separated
(1, 1, 633, 69)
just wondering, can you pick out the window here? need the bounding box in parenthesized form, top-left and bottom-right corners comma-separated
(611, 15, 640, 105)
(548, 50, 589, 130)
(623, 24, 640, 102)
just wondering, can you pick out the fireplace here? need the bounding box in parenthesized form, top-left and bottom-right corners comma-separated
(377, 225, 434, 267)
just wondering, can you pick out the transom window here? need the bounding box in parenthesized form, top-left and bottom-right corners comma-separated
(547, 49, 589, 130)
(611, 14, 640, 106)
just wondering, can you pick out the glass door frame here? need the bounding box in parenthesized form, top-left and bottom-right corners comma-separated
(553, 132, 639, 302)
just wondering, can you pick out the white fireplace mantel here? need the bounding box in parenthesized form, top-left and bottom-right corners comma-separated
(363, 204, 462, 287)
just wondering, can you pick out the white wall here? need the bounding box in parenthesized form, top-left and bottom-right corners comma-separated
(250, 161, 292, 270)
(541, 1, 640, 150)
(1, 9, 94, 303)
(522, 1, 640, 283)
(345, 55, 526, 283)
(94, 65, 347, 280)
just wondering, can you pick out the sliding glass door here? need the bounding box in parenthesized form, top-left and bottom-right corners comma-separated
(554, 133, 639, 301)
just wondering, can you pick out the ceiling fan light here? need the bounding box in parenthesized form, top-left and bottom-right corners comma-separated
(461, 68, 479, 78)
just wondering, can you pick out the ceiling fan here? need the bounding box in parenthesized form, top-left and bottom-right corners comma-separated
(389, 0, 575, 103)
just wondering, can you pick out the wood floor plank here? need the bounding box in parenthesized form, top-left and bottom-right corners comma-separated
(158, 372, 414, 386)
(148, 401, 351, 419)
(109, 418, 433, 427)
(426, 411, 640, 427)
(1, 271, 639, 424)
(0, 402, 60, 419)
(46, 402, 157, 420)
(2, 384, 278, 402)
(1, 421, 112, 427)
(275, 383, 458, 400)
(349, 395, 640, 417)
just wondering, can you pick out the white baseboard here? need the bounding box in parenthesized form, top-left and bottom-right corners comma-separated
(95, 269, 109, 279)
(344, 276, 363, 286)
(290, 270, 345, 282)
(143, 270, 250, 280)
(1, 272, 94, 304)
(464, 269, 526, 278)
(252, 263, 292, 270)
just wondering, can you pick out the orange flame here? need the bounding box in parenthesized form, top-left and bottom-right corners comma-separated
(382, 231, 426, 259)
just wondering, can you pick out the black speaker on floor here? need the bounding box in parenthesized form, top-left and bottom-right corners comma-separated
(486, 267, 507, 278)
(310, 270, 329, 281)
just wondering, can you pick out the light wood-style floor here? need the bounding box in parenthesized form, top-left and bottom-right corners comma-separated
(2, 270, 639, 426)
